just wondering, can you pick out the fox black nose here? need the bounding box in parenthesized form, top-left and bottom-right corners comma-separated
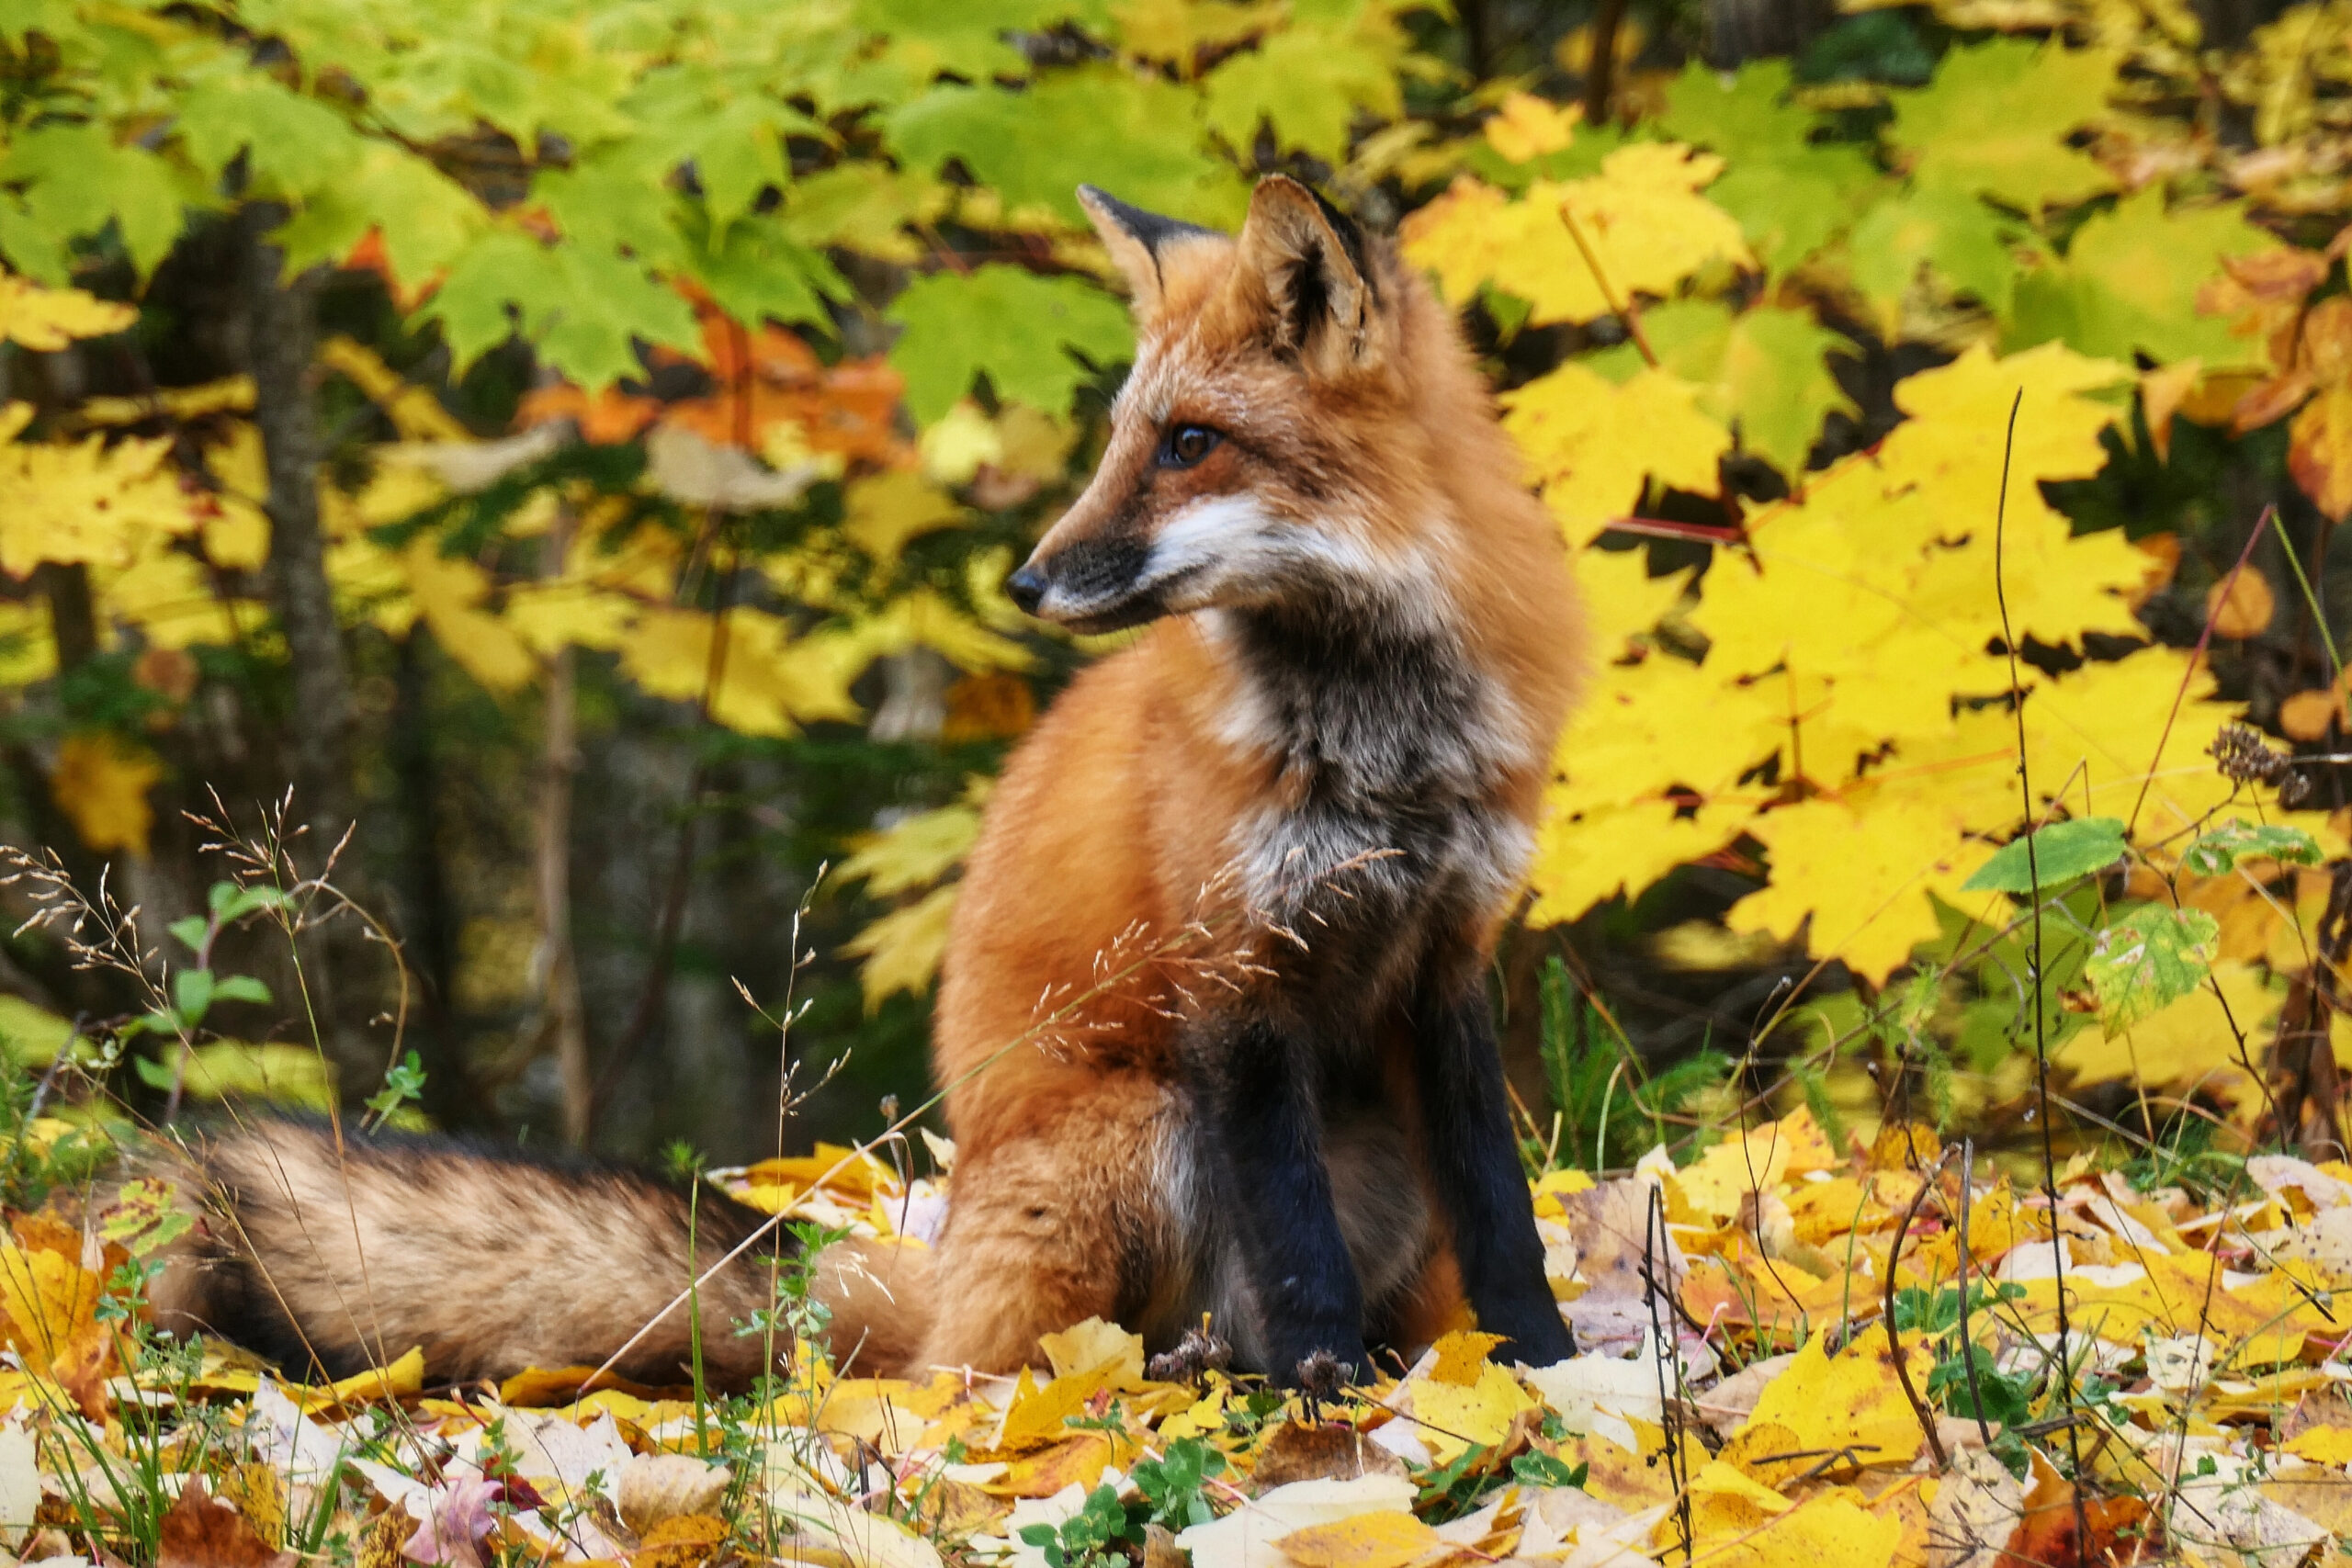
(1006, 564, 1046, 615)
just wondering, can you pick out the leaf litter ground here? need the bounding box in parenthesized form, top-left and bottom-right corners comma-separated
(6, 1113, 2352, 1567)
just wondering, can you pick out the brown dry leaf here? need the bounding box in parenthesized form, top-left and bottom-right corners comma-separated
(156, 1478, 294, 1568)
(2006, 1451, 2158, 1568)
(2208, 570, 2277, 637)
(1252, 1422, 1411, 1492)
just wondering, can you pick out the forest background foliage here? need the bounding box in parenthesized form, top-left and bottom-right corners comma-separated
(2, 0, 2350, 1168)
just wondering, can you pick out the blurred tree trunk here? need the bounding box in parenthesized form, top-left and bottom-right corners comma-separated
(535, 513, 591, 1145)
(385, 629, 481, 1127)
(1704, 0, 1834, 66)
(239, 208, 378, 1104)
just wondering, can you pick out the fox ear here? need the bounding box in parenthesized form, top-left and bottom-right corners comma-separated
(1079, 185, 1218, 322)
(1234, 176, 1386, 378)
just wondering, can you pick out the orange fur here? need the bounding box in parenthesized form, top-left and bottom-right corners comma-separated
(853, 176, 1583, 1377)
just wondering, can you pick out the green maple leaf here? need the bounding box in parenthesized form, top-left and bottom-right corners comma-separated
(1886, 39, 2121, 211)
(781, 164, 945, 255)
(680, 210, 845, 333)
(621, 68, 822, 236)
(1203, 23, 1402, 165)
(1962, 816, 2128, 894)
(424, 231, 548, 371)
(2007, 190, 2278, 369)
(273, 144, 485, 283)
(531, 245, 703, 391)
(534, 155, 690, 274)
(177, 75, 365, 197)
(886, 69, 1246, 228)
(2085, 903, 2218, 1032)
(0, 196, 67, 283)
(0, 124, 195, 277)
(1658, 61, 1882, 275)
(888, 265, 1131, 424)
(854, 0, 1103, 81)
(1847, 186, 2024, 327)
(2180, 818, 2324, 877)
(1589, 301, 1856, 478)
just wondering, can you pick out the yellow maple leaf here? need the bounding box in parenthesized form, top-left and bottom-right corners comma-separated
(1428, 1329, 1509, 1385)
(1576, 547, 1691, 655)
(838, 794, 985, 899)
(2287, 1427, 2352, 1465)
(401, 537, 538, 694)
(1722, 1331, 1931, 1480)
(0, 272, 135, 350)
(2025, 648, 2239, 839)
(502, 581, 639, 655)
(843, 469, 964, 560)
(1688, 1489, 1902, 1568)
(1038, 1317, 1148, 1389)
(1410, 1359, 1536, 1463)
(1877, 341, 2128, 501)
(0, 414, 196, 577)
(1529, 800, 1736, 926)
(50, 732, 163, 857)
(1551, 654, 1785, 818)
(1275, 1510, 1448, 1568)
(1503, 365, 1731, 542)
(1675, 1107, 1838, 1221)
(1728, 793, 1974, 982)
(1399, 148, 1749, 327)
(96, 541, 256, 651)
(1485, 91, 1581, 162)
(2058, 957, 2278, 1095)
(621, 605, 862, 736)
(844, 885, 960, 1010)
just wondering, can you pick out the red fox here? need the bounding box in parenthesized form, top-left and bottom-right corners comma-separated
(150, 174, 1582, 1389)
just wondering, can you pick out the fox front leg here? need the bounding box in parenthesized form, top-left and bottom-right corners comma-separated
(1187, 1014, 1372, 1384)
(1410, 963, 1577, 1366)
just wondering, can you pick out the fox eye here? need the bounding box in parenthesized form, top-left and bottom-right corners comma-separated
(1159, 423, 1221, 468)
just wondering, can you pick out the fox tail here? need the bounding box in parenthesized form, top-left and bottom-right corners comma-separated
(148, 1118, 803, 1391)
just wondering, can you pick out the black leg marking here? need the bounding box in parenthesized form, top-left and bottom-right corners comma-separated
(1191, 1016, 1370, 1382)
(1411, 976, 1576, 1365)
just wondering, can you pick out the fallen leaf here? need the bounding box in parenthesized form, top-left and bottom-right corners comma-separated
(1274, 1509, 1448, 1568)
(157, 1478, 291, 1568)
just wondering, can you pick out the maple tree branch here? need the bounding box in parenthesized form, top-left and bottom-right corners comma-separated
(1557, 203, 1659, 370)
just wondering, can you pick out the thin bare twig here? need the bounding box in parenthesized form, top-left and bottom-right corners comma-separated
(1885, 1146, 1951, 1470)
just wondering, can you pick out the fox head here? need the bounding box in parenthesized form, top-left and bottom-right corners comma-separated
(1006, 175, 1438, 635)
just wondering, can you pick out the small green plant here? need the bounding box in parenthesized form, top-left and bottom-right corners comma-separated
(1128, 1438, 1226, 1531)
(363, 1050, 427, 1129)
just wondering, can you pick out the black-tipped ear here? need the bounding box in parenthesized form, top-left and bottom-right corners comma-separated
(1079, 186, 1220, 320)
(1234, 176, 1388, 378)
